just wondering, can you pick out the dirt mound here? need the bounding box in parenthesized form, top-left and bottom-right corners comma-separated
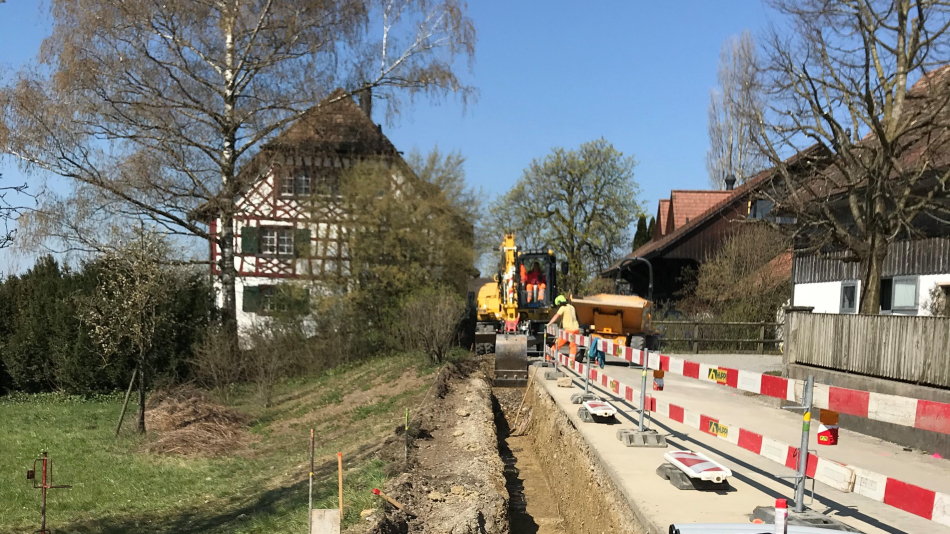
(143, 386, 252, 457)
(368, 355, 509, 534)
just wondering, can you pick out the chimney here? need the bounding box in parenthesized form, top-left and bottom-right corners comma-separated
(359, 87, 372, 120)
(724, 174, 737, 191)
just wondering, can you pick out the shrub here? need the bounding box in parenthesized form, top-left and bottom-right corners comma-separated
(394, 286, 468, 363)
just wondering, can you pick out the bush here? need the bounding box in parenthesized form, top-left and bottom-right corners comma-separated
(0, 255, 214, 395)
(394, 286, 468, 363)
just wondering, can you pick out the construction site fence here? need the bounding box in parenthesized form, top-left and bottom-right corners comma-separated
(542, 326, 950, 526)
(653, 320, 782, 354)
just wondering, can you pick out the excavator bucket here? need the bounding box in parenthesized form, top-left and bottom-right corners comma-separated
(493, 334, 528, 387)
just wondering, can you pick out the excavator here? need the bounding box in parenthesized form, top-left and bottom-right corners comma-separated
(469, 234, 563, 387)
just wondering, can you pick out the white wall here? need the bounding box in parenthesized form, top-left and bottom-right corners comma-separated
(793, 281, 846, 313)
(795, 273, 950, 315)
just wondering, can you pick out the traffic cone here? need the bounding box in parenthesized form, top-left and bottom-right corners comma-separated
(817, 409, 839, 446)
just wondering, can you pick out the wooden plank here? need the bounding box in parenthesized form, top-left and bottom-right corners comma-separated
(786, 313, 950, 388)
(310, 509, 341, 534)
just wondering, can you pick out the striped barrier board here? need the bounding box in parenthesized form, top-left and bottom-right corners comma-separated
(553, 351, 950, 526)
(665, 450, 732, 483)
(552, 329, 950, 437)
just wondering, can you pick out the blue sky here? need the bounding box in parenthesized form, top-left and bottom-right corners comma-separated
(0, 1, 774, 273)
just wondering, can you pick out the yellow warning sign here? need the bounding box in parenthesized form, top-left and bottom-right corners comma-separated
(708, 420, 729, 438)
(707, 368, 728, 384)
(609, 379, 619, 393)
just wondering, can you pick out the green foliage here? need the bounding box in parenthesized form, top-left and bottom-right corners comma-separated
(488, 138, 643, 294)
(0, 255, 213, 395)
(646, 216, 655, 240)
(632, 214, 650, 251)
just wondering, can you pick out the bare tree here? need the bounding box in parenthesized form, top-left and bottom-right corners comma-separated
(0, 172, 26, 250)
(395, 286, 467, 363)
(706, 31, 765, 189)
(749, 0, 950, 313)
(79, 227, 174, 433)
(0, 0, 476, 347)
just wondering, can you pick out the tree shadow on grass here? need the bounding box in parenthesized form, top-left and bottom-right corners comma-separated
(61, 446, 380, 534)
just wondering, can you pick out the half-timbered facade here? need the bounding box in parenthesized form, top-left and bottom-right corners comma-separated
(206, 89, 408, 331)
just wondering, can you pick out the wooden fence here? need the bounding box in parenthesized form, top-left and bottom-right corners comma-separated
(785, 312, 950, 388)
(655, 320, 782, 354)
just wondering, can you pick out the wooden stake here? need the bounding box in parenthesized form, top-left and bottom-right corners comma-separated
(114, 367, 138, 436)
(512, 367, 536, 435)
(372, 488, 415, 516)
(337, 452, 343, 516)
(308, 429, 314, 534)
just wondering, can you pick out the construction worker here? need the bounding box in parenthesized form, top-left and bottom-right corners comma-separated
(524, 262, 546, 303)
(548, 295, 579, 356)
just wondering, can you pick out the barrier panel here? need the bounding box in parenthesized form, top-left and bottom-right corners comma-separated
(553, 329, 950, 436)
(544, 327, 950, 526)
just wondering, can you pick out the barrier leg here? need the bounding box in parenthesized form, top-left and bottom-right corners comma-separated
(794, 376, 814, 512)
(638, 362, 648, 432)
(619, 348, 667, 448)
(570, 341, 597, 404)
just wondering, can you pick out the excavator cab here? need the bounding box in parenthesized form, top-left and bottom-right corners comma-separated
(515, 252, 557, 309)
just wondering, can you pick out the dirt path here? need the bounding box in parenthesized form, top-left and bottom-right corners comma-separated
(494, 390, 566, 534)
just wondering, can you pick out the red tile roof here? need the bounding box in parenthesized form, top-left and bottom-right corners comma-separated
(668, 190, 734, 230)
(655, 199, 670, 238)
(608, 145, 826, 272)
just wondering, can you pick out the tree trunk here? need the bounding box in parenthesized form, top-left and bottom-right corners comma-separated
(219, 13, 240, 353)
(137, 360, 146, 434)
(859, 238, 888, 314)
(220, 213, 239, 350)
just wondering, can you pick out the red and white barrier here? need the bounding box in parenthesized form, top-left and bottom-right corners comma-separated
(550, 347, 950, 526)
(551, 329, 950, 437)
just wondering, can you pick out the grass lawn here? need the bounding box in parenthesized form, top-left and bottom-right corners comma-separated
(0, 352, 438, 533)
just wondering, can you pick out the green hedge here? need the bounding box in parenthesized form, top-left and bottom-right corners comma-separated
(0, 255, 214, 395)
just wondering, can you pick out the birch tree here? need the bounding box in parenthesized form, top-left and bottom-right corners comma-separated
(749, 0, 950, 313)
(0, 172, 26, 250)
(706, 31, 764, 189)
(0, 0, 476, 347)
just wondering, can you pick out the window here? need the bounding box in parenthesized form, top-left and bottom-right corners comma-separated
(892, 276, 918, 311)
(261, 228, 293, 256)
(880, 276, 919, 313)
(880, 278, 893, 311)
(295, 171, 311, 196)
(279, 170, 312, 196)
(242, 284, 309, 315)
(277, 230, 294, 256)
(840, 281, 858, 314)
(750, 199, 796, 224)
(279, 174, 295, 196)
(750, 199, 774, 220)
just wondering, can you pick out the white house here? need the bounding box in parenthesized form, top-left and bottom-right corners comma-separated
(205, 89, 409, 332)
(792, 237, 950, 316)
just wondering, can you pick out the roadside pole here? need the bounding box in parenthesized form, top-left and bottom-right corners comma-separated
(582, 338, 592, 395)
(794, 376, 814, 512)
(638, 349, 648, 432)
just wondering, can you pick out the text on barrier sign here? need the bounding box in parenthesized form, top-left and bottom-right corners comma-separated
(707, 368, 729, 384)
(707, 420, 729, 439)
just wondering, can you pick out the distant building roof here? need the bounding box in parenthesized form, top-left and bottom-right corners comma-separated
(668, 190, 734, 230)
(655, 199, 670, 239)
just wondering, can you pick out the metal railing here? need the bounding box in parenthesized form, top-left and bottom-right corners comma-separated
(653, 320, 782, 354)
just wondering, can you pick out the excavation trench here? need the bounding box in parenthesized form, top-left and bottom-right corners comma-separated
(492, 369, 644, 534)
(367, 361, 642, 534)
